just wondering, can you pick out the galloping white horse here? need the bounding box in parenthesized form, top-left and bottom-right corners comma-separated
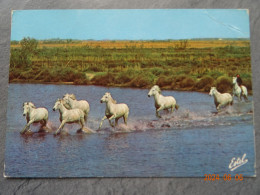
(99, 92, 129, 129)
(232, 77, 248, 101)
(21, 102, 48, 134)
(209, 87, 233, 111)
(63, 93, 90, 122)
(53, 99, 94, 135)
(148, 85, 179, 118)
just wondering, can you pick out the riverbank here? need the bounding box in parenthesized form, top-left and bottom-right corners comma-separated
(9, 79, 252, 95)
(9, 39, 252, 94)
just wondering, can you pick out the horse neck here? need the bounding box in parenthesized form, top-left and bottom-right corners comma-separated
(153, 92, 161, 102)
(68, 98, 76, 107)
(106, 99, 115, 110)
(233, 81, 239, 89)
(28, 107, 36, 117)
(213, 90, 221, 99)
(58, 103, 67, 114)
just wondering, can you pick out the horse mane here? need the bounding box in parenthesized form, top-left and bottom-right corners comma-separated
(153, 85, 161, 94)
(69, 94, 76, 100)
(23, 102, 36, 108)
(105, 92, 117, 104)
(111, 98, 117, 104)
(63, 93, 76, 100)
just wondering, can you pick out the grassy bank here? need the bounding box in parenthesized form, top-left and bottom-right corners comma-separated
(9, 39, 252, 94)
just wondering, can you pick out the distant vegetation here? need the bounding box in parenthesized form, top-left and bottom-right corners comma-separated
(9, 38, 252, 94)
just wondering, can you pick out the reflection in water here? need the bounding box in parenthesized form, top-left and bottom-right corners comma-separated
(4, 84, 255, 177)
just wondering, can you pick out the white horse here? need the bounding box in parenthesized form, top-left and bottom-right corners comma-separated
(232, 77, 248, 101)
(21, 102, 48, 134)
(99, 92, 129, 129)
(148, 85, 179, 118)
(63, 93, 90, 122)
(53, 99, 94, 135)
(209, 87, 233, 111)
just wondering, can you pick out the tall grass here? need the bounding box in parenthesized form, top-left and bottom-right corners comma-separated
(9, 40, 252, 93)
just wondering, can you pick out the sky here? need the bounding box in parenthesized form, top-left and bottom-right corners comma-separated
(11, 9, 250, 41)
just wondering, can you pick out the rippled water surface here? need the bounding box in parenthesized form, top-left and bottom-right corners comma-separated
(5, 84, 256, 177)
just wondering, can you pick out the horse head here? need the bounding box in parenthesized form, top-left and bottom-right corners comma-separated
(23, 102, 35, 109)
(53, 99, 62, 111)
(101, 92, 113, 103)
(209, 87, 216, 96)
(23, 102, 31, 116)
(148, 85, 161, 97)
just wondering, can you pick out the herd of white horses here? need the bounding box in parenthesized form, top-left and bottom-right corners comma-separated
(21, 76, 248, 135)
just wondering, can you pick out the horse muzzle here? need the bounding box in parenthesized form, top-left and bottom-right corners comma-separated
(148, 95, 150, 97)
(23, 113, 26, 116)
(53, 108, 56, 111)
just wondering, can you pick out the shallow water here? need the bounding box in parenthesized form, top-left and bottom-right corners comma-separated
(5, 84, 256, 177)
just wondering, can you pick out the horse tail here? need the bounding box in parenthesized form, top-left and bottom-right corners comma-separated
(175, 104, 179, 110)
(230, 100, 233, 106)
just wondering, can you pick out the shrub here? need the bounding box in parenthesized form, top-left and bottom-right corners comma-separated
(129, 72, 155, 88)
(156, 76, 174, 86)
(209, 70, 224, 79)
(180, 77, 195, 88)
(195, 76, 214, 92)
(74, 78, 90, 85)
(91, 73, 116, 86)
(216, 76, 232, 93)
(149, 67, 164, 76)
(174, 74, 188, 83)
(243, 78, 252, 91)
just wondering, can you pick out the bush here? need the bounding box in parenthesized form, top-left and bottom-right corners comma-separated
(195, 76, 214, 92)
(174, 74, 188, 83)
(180, 77, 195, 88)
(156, 76, 174, 86)
(216, 76, 232, 93)
(129, 72, 155, 88)
(149, 67, 164, 76)
(114, 70, 135, 84)
(243, 78, 252, 91)
(209, 70, 224, 79)
(91, 73, 116, 86)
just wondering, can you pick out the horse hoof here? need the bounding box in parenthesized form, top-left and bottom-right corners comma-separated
(24, 130, 33, 135)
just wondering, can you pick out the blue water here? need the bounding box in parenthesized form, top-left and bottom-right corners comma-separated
(4, 84, 256, 177)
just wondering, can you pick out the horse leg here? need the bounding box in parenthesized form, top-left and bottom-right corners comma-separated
(21, 119, 34, 134)
(39, 119, 47, 132)
(171, 105, 175, 113)
(84, 112, 88, 123)
(80, 117, 93, 133)
(108, 120, 115, 127)
(99, 116, 107, 129)
(123, 113, 128, 126)
(55, 120, 66, 135)
(108, 115, 116, 127)
(115, 118, 119, 126)
(244, 95, 248, 101)
(156, 106, 164, 118)
(238, 93, 242, 102)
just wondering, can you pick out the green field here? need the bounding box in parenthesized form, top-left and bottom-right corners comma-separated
(9, 39, 252, 94)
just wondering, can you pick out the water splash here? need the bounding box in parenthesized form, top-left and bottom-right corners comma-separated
(32, 101, 253, 135)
